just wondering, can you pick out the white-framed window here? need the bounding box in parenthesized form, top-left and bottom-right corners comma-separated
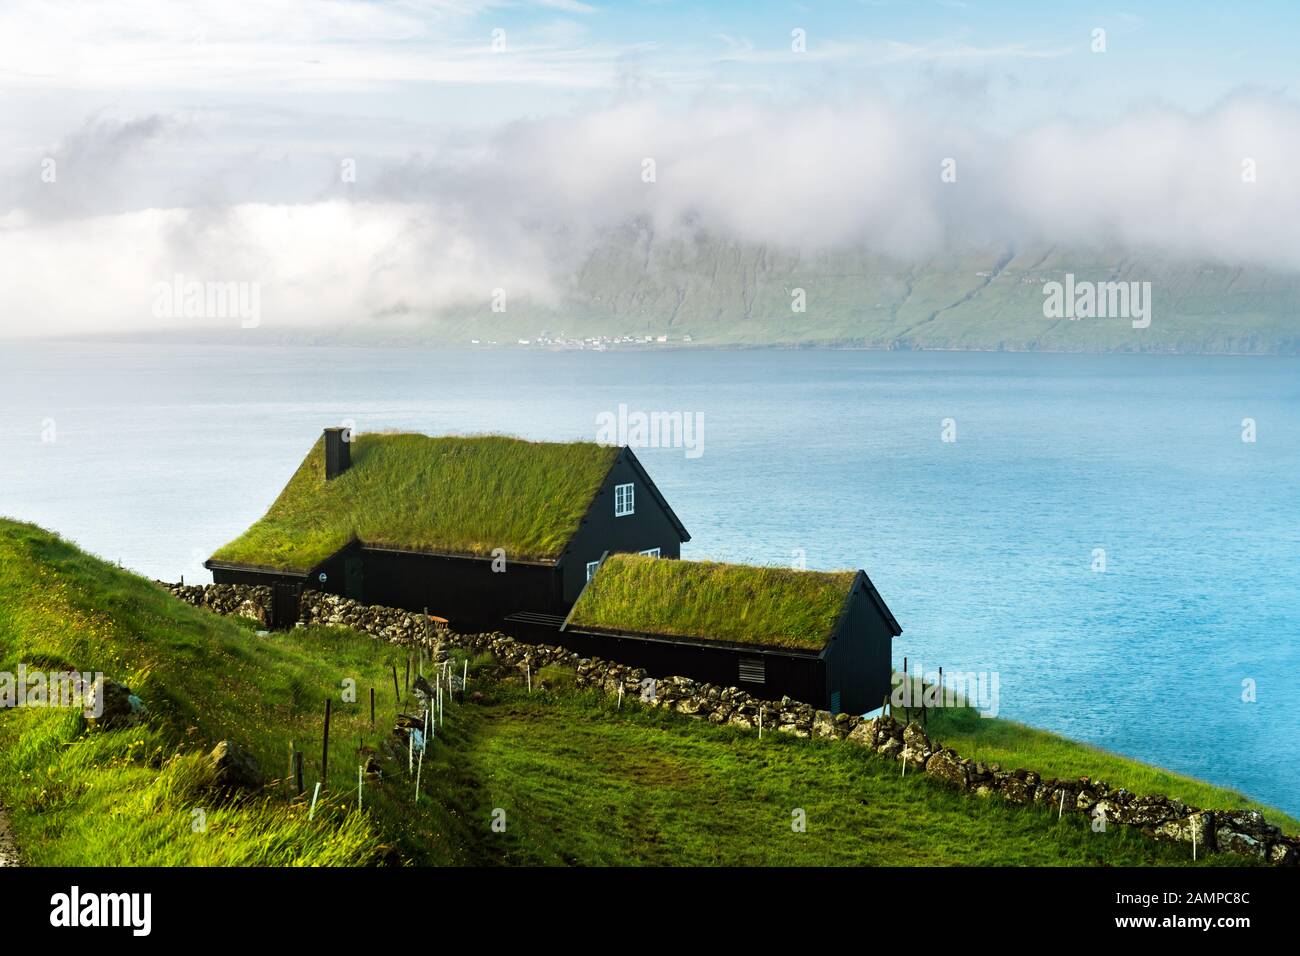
(638, 547, 661, 558)
(614, 482, 635, 517)
(586, 560, 601, 582)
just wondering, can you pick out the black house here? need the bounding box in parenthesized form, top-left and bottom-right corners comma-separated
(206, 428, 690, 631)
(553, 553, 902, 714)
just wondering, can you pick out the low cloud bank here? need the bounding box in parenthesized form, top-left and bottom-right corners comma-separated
(4, 93, 1300, 337)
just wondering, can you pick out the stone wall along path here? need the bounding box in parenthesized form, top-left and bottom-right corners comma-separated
(162, 582, 1299, 866)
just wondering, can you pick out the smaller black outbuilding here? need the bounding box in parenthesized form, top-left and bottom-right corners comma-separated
(552, 554, 901, 715)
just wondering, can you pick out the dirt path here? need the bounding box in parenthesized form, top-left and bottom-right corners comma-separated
(0, 805, 19, 866)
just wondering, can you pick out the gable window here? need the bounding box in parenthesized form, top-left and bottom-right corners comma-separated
(614, 482, 635, 517)
(638, 547, 661, 558)
(738, 657, 766, 684)
(586, 560, 602, 582)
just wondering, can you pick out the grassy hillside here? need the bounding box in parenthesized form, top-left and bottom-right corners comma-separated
(920, 704, 1298, 831)
(0, 518, 448, 865)
(0, 518, 1289, 865)
(313, 234, 1300, 354)
(211, 433, 618, 571)
(570, 554, 856, 650)
(403, 688, 1211, 866)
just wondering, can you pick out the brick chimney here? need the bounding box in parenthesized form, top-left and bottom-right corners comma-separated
(323, 426, 351, 480)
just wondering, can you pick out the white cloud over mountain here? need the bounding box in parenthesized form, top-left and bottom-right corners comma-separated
(3, 3, 1300, 337)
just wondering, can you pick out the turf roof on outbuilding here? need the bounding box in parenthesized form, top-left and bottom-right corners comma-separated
(566, 553, 864, 652)
(210, 432, 622, 572)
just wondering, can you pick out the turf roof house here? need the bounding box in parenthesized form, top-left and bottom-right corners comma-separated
(206, 428, 690, 631)
(562, 554, 901, 714)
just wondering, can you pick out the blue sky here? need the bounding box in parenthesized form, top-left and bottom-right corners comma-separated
(4, 0, 1297, 139)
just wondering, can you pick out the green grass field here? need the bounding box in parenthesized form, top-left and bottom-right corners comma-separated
(918, 704, 1299, 832)
(211, 432, 618, 571)
(571, 554, 857, 650)
(0, 518, 445, 865)
(0, 518, 1289, 866)
(413, 687, 1236, 866)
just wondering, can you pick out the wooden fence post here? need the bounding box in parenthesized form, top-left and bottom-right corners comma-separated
(903, 657, 909, 723)
(391, 664, 401, 704)
(415, 744, 425, 803)
(321, 698, 332, 790)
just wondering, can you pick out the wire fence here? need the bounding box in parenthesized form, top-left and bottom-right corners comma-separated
(281, 652, 469, 821)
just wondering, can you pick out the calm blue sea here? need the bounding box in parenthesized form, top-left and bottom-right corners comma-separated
(3, 343, 1298, 814)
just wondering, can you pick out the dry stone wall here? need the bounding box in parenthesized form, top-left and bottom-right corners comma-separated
(163, 583, 1298, 866)
(165, 582, 271, 627)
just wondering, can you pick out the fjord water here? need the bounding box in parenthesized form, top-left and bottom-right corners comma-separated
(4, 343, 1298, 814)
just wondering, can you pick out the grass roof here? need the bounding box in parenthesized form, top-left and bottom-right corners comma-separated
(211, 433, 619, 571)
(567, 554, 858, 651)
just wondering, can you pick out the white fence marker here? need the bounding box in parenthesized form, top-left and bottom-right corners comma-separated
(1059, 790, 1065, 820)
(358, 765, 363, 811)
(309, 782, 321, 820)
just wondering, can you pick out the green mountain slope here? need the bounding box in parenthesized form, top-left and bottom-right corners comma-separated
(330, 233, 1300, 353)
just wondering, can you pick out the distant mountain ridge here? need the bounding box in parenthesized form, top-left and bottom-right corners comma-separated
(92, 232, 1300, 353)
(353, 232, 1300, 354)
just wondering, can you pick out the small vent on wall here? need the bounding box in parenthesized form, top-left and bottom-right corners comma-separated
(830, 691, 842, 715)
(738, 657, 766, 684)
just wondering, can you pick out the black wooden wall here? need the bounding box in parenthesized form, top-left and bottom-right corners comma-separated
(822, 584, 896, 715)
(560, 452, 686, 603)
(549, 627, 828, 708)
(212, 551, 557, 632)
(356, 549, 559, 632)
